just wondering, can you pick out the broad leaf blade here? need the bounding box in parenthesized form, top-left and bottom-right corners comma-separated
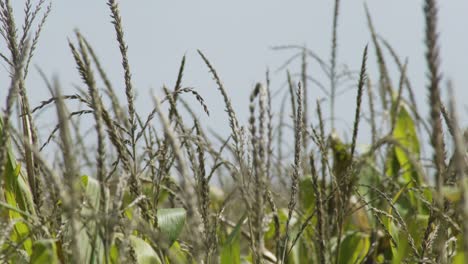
(30, 239, 59, 264)
(338, 232, 370, 264)
(113, 233, 162, 264)
(78, 175, 105, 263)
(221, 214, 245, 264)
(392, 102, 421, 184)
(157, 208, 186, 248)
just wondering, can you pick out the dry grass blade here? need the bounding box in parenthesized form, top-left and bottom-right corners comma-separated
(390, 59, 408, 133)
(138, 86, 209, 142)
(301, 48, 308, 151)
(107, 1, 139, 203)
(23, 1, 51, 79)
(330, 0, 341, 130)
(81, 35, 127, 124)
(163, 87, 209, 116)
(283, 82, 303, 262)
(197, 51, 252, 220)
(424, 0, 446, 197)
(0, 39, 29, 185)
(265, 70, 273, 181)
(287, 70, 297, 127)
(31, 94, 89, 114)
(173, 55, 186, 100)
(70, 31, 111, 257)
(1, 1, 467, 263)
(311, 153, 326, 264)
(53, 81, 82, 264)
(248, 82, 268, 260)
(364, 3, 391, 110)
(350, 45, 368, 160)
(197, 50, 241, 144)
(366, 78, 377, 146)
(447, 88, 468, 259)
(1, 0, 42, 212)
(107, 0, 135, 131)
(194, 122, 215, 262)
(379, 36, 422, 130)
(168, 55, 187, 120)
(151, 95, 195, 214)
(272, 45, 330, 76)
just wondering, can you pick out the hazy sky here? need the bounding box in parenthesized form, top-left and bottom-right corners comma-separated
(1, 0, 467, 144)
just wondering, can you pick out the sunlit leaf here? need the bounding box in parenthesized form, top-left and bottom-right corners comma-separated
(169, 241, 189, 263)
(130, 236, 161, 264)
(441, 185, 463, 203)
(452, 234, 465, 264)
(30, 239, 59, 264)
(114, 233, 162, 264)
(2, 145, 34, 254)
(392, 101, 421, 184)
(78, 175, 105, 263)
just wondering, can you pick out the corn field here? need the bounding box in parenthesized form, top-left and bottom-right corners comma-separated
(0, 0, 467, 263)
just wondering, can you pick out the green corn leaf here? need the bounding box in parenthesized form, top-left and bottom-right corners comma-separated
(299, 178, 315, 212)
(78, 175, 105, 263)
(130, 236, 162, 264)
(452, 234, 465, 264)
(221, 214, 245, 264)
(30, 239, 59, 264)
(338, 231, 370, 264)
(1, 119, 35, 254)
(168, 241, 189, 263)
(3, 161, 33, 254)
(113, 234, 162, 264)
(392, 101, 421, 184)
(330, 133, 352, 181)
(157, 208, 186, 248)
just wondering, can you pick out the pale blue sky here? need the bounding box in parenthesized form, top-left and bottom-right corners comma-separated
(1, 0, 467, 144)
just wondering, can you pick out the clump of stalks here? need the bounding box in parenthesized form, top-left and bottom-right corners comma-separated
(0, 0, 467, 263)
